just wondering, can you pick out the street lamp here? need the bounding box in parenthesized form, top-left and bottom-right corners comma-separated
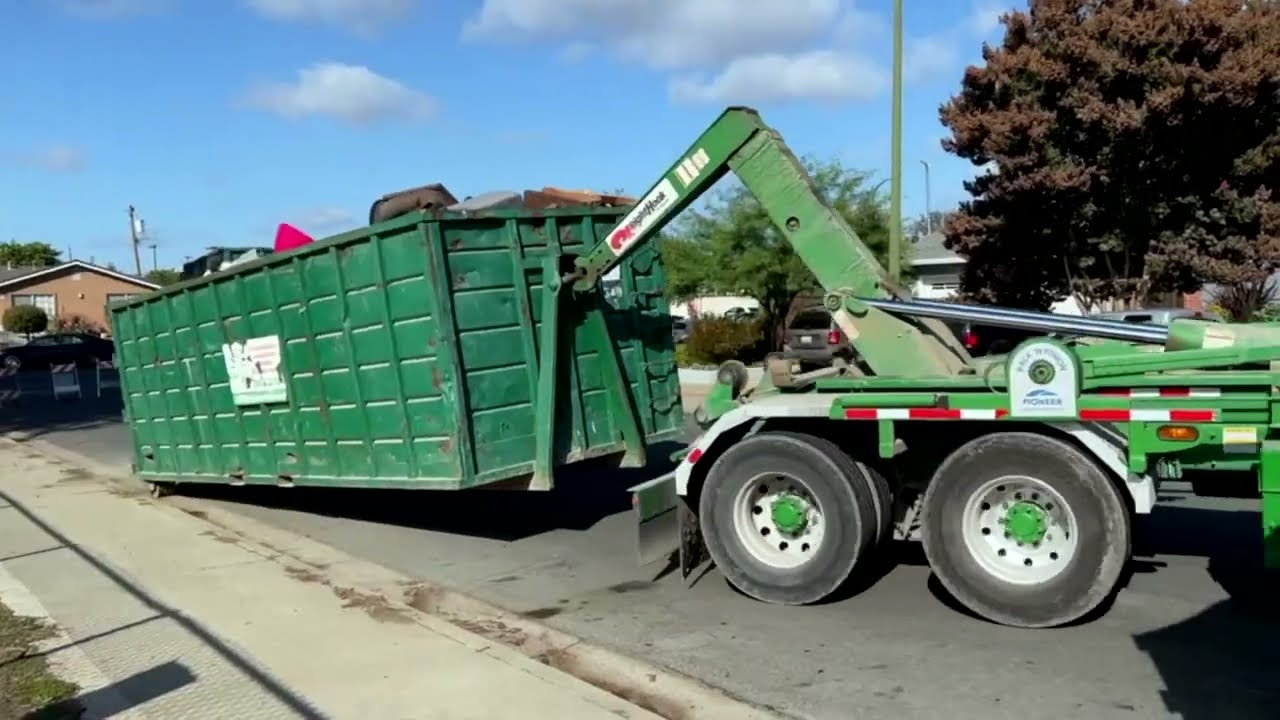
(920, 160, 933, 234)
(889, 0, 904, 282)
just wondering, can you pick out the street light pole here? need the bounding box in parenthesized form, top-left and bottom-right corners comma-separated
(128, 205, 143, 276)
(920, 159, 933, 234)
(889, 0, 904, 282)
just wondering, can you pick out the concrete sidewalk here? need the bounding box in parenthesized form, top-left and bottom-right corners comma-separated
(0, 441, 661, 720)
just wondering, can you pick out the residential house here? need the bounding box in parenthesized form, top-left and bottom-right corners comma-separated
(0, 260, 161, 333)
(905, 232, 1205, 315)
(908, 232, 964, 300)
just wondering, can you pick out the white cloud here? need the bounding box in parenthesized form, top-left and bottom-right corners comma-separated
(22, 146, 88, 173)
(906, 35, 960, 84)
(464, 0, 998, 104)
(245, 0, 415, 33)
(671, 51, 886, 105)
(464, 0, 843, 71)
(898, 2, 1013, 85)
(833, 6, 888, 44)
(968, 1, 1008, 37)
(243, 62, 437, 125)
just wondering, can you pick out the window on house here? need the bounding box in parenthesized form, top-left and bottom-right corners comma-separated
(106, 293, 138, 304)
(12, 293, 56, 319)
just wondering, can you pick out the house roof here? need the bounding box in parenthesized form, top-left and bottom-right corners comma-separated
(0, 260, 161, 292)
(909, 232, 964, 266)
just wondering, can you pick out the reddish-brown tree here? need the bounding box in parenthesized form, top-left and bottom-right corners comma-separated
(940, 0, 1280, 310)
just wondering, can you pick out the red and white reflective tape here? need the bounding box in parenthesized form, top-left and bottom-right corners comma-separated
(1079, 408, 1217, 423)
(49, 363, 77, 374)
(1096, 387, 1221, 398)
(841, 407, 1219, 423)
(843, 408, 1009, 421)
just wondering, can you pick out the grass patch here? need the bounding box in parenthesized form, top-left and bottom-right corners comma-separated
(0, 601, 81, 719)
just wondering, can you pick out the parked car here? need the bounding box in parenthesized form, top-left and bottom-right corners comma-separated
(723, 306, 760, 321)
(1088, 308, 1223, 325)
(784, 306, 853, 369)
(0, 333, 115, 371)
(672, 316, 690, 344)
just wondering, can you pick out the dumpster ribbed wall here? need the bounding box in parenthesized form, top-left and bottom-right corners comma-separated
(110, 207, 682, 490)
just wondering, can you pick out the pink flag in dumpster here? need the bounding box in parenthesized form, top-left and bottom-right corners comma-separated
(274, 223, 314, 252)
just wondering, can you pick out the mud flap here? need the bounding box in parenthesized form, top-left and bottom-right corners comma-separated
(630, 472, 679, 567)
(629, 472, 709, 580)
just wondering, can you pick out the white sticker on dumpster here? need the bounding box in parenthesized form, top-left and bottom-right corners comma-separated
(222, 335, 287, 406)
(606, 178, 677, 255)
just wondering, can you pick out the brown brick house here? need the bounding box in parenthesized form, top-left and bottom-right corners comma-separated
(0, 261, 160, 333)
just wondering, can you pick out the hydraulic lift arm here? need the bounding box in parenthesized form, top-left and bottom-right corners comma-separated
(569, 106, 972, 378)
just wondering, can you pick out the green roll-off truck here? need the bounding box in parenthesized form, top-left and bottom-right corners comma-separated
(112, 108, 1280, 629)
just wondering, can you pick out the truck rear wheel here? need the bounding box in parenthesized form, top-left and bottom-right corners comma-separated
(699, 431, 879, 605)
(921, 432, 1130, 628)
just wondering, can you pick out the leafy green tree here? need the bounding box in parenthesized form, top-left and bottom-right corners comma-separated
(145, 268, 181, 286)
(940, 0, 1280, 310)
(0, 241, 59, 268)
(3, 305, 49, 337)
(662, 156, 899, 348)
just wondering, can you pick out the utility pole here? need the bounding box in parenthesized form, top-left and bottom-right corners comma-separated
(920, 159, 933, 235)
(888, 0, 904, 282)
(128, 205, 143, 276)
(149, 243, 158, 272)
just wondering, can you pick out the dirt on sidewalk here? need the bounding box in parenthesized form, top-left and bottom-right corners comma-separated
(0, 601, 80, 720)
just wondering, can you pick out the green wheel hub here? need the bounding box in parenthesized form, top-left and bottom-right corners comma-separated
(771, 495, 809, 535)
(1003, 501, 1048, 545)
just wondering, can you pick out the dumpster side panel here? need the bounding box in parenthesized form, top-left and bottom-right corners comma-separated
(116, 220, 465, 488)
(443, 212, 683, 487)
(113, 207, 682, 490)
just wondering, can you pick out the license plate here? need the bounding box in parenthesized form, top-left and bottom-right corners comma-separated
(800, 336, 812, 344)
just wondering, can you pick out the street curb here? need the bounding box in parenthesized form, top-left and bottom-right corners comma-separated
(10, 434, 789, 720)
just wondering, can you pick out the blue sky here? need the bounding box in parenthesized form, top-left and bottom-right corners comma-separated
(1, 0, 1012, 271)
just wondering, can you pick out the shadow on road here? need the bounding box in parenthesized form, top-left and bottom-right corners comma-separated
(176, 440, 687, 542)
(908, 497, 1280, 718)
(1129, 503, 1280, 720)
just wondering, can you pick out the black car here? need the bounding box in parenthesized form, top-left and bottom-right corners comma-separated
(0, 333, 115, 371)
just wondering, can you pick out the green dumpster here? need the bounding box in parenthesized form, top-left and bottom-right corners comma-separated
(109, 205, 683, 491)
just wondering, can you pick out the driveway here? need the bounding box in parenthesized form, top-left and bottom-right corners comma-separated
(13, 403, 1280, 720)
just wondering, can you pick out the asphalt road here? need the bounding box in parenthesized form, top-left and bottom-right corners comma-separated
(9, 385, 1280, 720)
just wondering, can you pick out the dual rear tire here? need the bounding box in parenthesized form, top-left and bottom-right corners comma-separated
(697, 430, 1131, 628)
(698, 431, 890, 605)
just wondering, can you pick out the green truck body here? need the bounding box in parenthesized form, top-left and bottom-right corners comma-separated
(109, 206, 682, 491)
(562, 107, 1280, 629)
